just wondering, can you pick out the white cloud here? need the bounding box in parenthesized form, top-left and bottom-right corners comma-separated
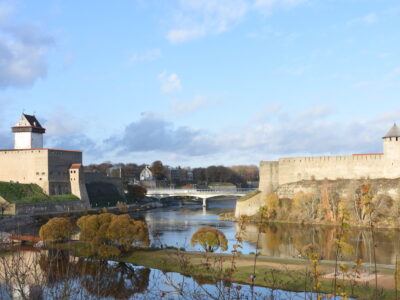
(254, 0, 309, 10)
(170, 95, 208, 115)
(0, 4, 54, 89)
(0, 1, 13, 24)
(166, 0, 249, 43)
(101, 106, 399, 165)
(165, 0, 309, 43)
(129, 48, 161, 64)
(158, 71, 182, 93)
(43, 111, 84, 137)
(63, 53, 74, 69)
(252, 103, 282, 122)
(298, 105, 335, 119)
(347, 12, 378, 26)
(363, 12, 378, 24)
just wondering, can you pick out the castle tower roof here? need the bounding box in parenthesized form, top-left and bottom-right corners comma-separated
(383, 123, 400, 139)
(12, 114, 45, 134)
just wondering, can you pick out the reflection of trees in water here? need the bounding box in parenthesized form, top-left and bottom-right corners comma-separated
(38, 249, 150, 299)
(77, 261, 150, 299)
(241, 223, 400, 264)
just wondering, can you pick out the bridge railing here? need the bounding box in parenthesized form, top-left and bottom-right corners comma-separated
(146, 188, 256, 194)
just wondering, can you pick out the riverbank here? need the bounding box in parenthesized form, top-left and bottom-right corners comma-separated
(221, 211, 400, 230)
(0, 200, 164, 233)
(56, 242, 396, 299)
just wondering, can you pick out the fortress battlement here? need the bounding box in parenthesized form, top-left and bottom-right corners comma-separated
(259, 124, 400, 194)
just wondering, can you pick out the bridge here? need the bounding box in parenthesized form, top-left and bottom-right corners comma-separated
(146, 188, 254, 207)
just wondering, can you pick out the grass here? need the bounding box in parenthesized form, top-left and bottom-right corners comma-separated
(0, 181, 79, 203)
(208, 182, 236, 187)
(55, 242, 396, 299)
(237, 189, 261, 202)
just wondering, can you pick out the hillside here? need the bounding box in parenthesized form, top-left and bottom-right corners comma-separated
(236, 178, 400, 228)
(0, 182, 79, 203)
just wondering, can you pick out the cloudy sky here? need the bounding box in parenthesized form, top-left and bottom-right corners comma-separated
(0, 0, 399, 166)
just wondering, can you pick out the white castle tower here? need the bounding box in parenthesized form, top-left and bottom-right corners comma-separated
(383, 123, 400, 160)
(11, 114, 46, 149)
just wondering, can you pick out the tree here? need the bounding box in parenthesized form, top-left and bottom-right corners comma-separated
(190, 226, 228, 252)
(39, 217, 73, 243)
(150, 160, 166, 180)
(77, 213, 149, 258)
(265, 193, 279, 212)
(126, 184, 147, 202)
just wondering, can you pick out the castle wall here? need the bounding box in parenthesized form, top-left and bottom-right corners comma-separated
(277, 154, 392, 186)
(0, 149, 88, 200)
(259, 161, 279, 195)
(258, 152, 400, 195)
(0, 149, 49, 193)
(69, 166, 90, 205)
(47, 150, 82, 195)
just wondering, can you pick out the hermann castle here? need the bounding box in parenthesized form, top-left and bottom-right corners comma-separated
(0, 114, 89, 203)
(259, 124, 400, 195)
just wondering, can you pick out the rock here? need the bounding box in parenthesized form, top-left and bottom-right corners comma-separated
(34, 240, 44, 248)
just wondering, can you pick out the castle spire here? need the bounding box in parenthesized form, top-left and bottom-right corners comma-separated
(383, 123, 400, 139)
(11, 114, 46, 149)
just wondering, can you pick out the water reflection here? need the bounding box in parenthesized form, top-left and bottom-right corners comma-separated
(140, 200, 400, 265)
(0, 249, 320, 299)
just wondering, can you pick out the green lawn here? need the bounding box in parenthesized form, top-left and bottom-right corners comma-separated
(55, 242, 396, 300)
(0, 181, 79, 203)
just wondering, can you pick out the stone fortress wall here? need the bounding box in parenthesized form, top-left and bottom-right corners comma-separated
(0, 148, 89, 205)
(0, 149, 50, 193)
(236, 124, 400, 217)
(259, 135, 400, 195)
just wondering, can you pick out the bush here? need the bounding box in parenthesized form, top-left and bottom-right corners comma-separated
(39, 217, 73, 243)
(77, 213, 150, 258)
(117, 201, 128, 213)
(190, 226, 228, 252)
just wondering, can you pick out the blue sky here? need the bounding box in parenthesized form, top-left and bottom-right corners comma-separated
(0, 0, 399, 166)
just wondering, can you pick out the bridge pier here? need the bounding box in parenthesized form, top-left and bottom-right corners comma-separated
(202, 197, 207, 207)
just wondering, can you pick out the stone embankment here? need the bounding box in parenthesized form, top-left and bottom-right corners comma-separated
(235, 190, 263, 217)
(235, 178, 400, 217)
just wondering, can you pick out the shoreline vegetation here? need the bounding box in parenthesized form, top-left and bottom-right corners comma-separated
(50, 242, 396, 299)
(2, 208, 399, 299)
(220, 211, 400, 230)
(234, 182, 400, 229)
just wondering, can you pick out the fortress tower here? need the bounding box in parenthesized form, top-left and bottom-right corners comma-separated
(383, 123, 400, 160)
(12, 114, 45, 149)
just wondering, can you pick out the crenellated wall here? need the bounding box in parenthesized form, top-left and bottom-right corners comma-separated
(259, 151, 400, 196)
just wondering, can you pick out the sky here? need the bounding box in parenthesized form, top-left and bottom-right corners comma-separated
(0, 0, 399, 167)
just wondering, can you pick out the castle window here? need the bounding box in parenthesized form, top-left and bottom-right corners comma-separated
(36, 172, 39, 175)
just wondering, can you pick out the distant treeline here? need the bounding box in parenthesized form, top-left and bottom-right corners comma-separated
(192, 165, 259, 187)
(84, 161, 258, 187)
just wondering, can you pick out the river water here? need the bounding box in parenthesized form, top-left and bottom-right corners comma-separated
(138, 198, 400, 265)
(0, 199, 370, 299)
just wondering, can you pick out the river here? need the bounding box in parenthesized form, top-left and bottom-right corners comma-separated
(138, 198, 400, 265)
